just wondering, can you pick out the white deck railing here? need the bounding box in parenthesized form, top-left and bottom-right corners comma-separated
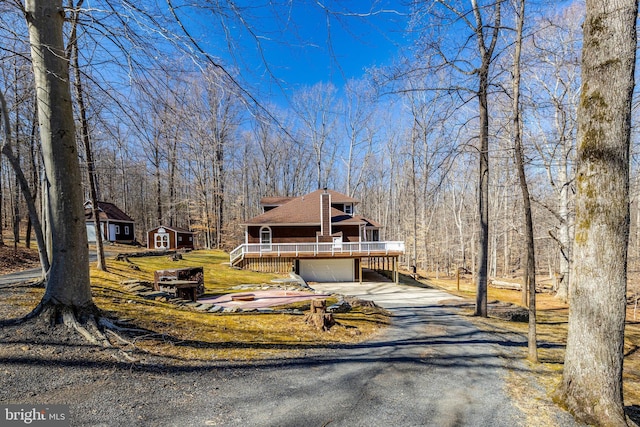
(230, 241, 405, 265)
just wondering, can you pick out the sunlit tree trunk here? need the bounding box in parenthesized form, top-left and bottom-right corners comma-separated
(556, 1, 637, 424)
(25, 0, 93, 310)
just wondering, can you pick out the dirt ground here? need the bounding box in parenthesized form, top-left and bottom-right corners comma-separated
(0, 244, 40, 275)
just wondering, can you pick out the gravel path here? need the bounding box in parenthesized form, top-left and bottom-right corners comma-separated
(0, 277, 581, 426)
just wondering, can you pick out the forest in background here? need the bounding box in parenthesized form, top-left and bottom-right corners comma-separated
(0, 0, 634, 289)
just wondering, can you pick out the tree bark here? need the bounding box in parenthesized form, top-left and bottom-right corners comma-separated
(68, 1, 107, 272)
(556, 1, 637, 424)
(25, 0, 93, 309)
(511, 0, 536, 362)
(0, 155, 3, 247)
(472, 0, 501, 317)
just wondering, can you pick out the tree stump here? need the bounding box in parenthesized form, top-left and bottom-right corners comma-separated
(304, 299, 335, 331)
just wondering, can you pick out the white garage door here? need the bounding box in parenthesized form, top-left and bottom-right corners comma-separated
(299, 259, 354, 282)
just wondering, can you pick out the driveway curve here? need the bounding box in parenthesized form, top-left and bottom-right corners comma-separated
(0, 273, 581, 426)
(88, 280, 579, 425)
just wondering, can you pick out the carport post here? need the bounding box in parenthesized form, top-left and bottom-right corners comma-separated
(359, 258, 363, 284)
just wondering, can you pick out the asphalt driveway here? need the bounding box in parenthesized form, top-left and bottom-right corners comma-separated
(78, 281, 580, 424)
(0, 271, 580, 426)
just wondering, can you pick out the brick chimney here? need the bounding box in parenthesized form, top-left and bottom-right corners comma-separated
(320, 188, 331, 237)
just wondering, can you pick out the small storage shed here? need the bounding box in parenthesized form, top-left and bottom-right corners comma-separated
(147, 225, 195, 250)
(85, 201, 136, 244)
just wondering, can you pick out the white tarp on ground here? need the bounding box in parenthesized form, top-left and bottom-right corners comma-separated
(299, 258, 354, 282)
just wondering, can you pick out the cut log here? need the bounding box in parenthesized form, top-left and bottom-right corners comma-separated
(489, 280, 522, 291)
(231, 293, 255, 302)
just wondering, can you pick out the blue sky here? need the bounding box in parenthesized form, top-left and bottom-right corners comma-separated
(189, 1, 411, 103)
(260, 3, 410, 88)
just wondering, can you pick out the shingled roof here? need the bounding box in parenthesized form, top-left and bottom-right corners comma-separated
(260, 196, 296, 207)
(245, 189, 364, 226)
(85, 201, 134, 222)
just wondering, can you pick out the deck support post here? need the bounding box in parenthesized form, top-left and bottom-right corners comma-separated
(394, 257, 398, 284)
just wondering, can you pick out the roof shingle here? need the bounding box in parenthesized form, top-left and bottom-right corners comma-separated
(245, 189, 369, 227)
(85, 201, 134, 222)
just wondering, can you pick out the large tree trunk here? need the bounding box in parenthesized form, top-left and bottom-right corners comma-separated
(556, 1, 637, 425)
(0, 155, 3, 247)
(25, 0, 93, 311)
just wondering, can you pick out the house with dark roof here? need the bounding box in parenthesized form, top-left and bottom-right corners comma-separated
(230, 189, 404, 283)
(84, 201, 136, 244)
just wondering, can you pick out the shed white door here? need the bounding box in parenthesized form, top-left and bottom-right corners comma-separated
(86, 223, 96, 242)
(108, 224, 117, 241)
(299, 259, 354, 282)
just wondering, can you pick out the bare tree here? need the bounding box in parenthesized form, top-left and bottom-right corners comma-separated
(526, 5, 581, 302)
(293, 82, 340, 190)
(21, 0, 106, 342)
(408, 0, 503, 315)
(68, 0, 106, 271)
(181, 69, 240, 248)
(342, 79, 376, 197)
(510, 0, 536, 362)
(468, 0, 502, 317)
(0, 90, 49, 275)
(555, 1, 637, 424)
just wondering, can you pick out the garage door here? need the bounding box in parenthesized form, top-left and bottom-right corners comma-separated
(299, 259, 354, 282)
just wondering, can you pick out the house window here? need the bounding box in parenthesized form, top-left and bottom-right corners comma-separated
(124, 226, 130, 235)
(369, 229, 380, 242)
(344, 204, 353, 215)
(115, 225, 120, 235)
(260, 227, 272, 251)
(179, 236, 183, 242)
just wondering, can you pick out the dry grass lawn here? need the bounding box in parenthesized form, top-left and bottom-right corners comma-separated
(8, 248, 390, 362)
